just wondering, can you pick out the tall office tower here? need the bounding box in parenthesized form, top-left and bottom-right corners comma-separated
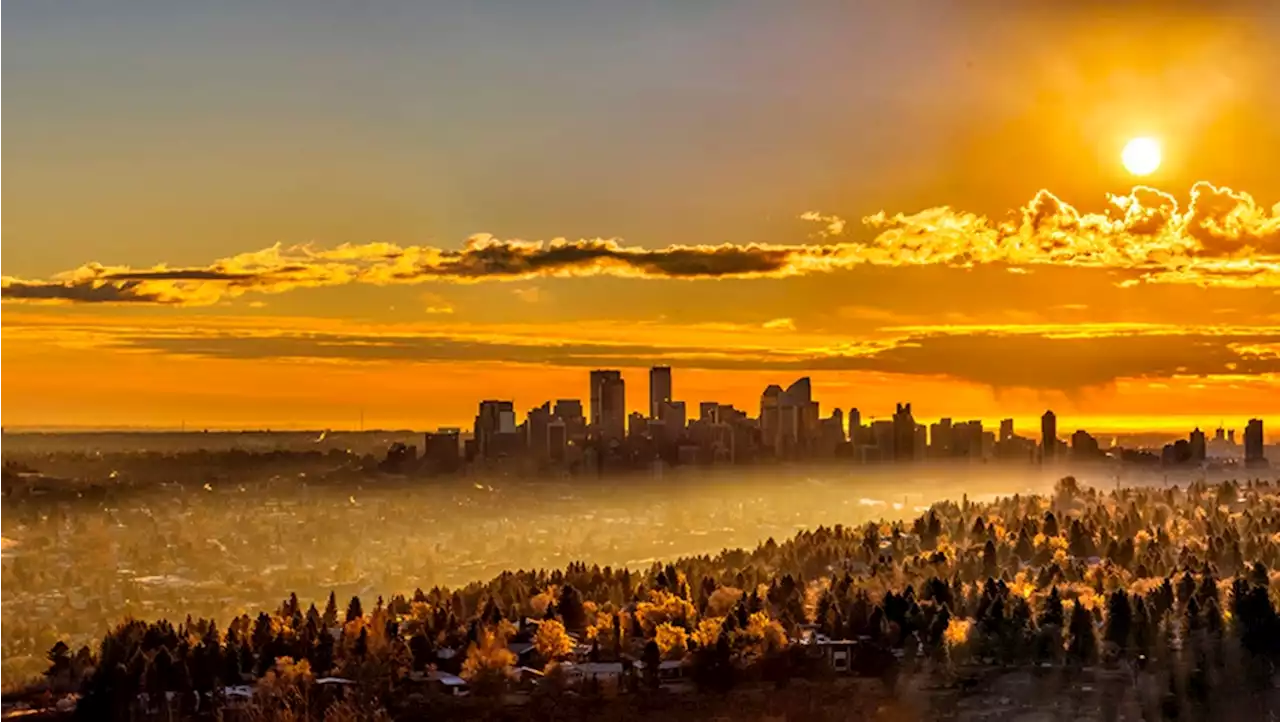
(1245, 418, 1265, 465)
(553, 399, 586, 444)
(474, 400, 516, 458)
(649, 366, 673, 419)
(525, 402, 553, 459)
(930, 418, 953, 458)
(1188, 427, 1207, 462)
(628, 411, 649, 438)
(892, 402, 915, 462)
(589, 370, 626, 441)
(657, 400, 686, 440)
(870, 420, 895, 460)
(1041, 410, 1057, 461)
(780, 377, 818, 454)
(848, 408, 863, 446)
(699, 401, 720, 423)
(1071, 429, 1101, 459)
(999, 418, 1014, 442)
(953, 420, 984, 458)
(760, 385, 783, 453)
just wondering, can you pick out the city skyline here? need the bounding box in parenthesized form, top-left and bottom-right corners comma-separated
(398, 365, 1270, 475)
(5, 3, 1280, 431)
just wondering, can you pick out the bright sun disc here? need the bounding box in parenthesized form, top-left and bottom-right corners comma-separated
(1122, 137, 1161, 176)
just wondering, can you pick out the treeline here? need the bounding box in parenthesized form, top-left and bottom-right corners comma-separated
(33, 477, 1280, 719)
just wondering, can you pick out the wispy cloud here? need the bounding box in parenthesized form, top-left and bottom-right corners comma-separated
(4, 182, 1277, 306)
(8, 314, 1279, 392)
(799, 211, 847, 238)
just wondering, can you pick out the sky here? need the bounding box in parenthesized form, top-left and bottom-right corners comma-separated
(4, 1, 1280, 434)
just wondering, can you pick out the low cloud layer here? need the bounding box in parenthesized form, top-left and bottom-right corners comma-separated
(33, 320, 1278, 392)
(4, 182, 1277, 305)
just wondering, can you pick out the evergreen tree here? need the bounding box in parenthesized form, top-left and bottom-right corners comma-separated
(346, 595, 364, 623)
(1104, 590, 1132, 652)
(323, 591, 339, 627)
(1067, 601, 1097, 665)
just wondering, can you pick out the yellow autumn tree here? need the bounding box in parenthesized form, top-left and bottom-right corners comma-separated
(534, 619, 575, 661)
(461, 625, 516, 696)
(692, 617, 724, 648)
(705, 587, 744, 617)
(654, 622, 688, 660)
(634, 590, 696, 634)
(746, 612, 787, 656)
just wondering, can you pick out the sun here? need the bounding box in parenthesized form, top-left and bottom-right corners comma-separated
(1122, 137, 1162, 176)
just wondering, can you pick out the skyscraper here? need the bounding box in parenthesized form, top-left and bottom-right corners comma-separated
(1188, 427, 1206, 462)
(930, 418, 953, 458)
(1041, 410, 1057, 461)
(1245, 418, 1266, 466)
(892, 402, 915, 462)
(656, 400, 686, 441)
(999, 418, 1014, 443)
(649, 366, 672, 419)
(553, 399, 586, 443)
(589, 370, 626, 441)
(760, 385, 783, 453)
(699, 401, 720, 423)
(474, 400, 516, 458)
(525, 402, 553, 459)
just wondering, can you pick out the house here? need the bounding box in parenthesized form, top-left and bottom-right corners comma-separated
(634, 659, 689, 684)
(560, 660, 629, 689)
(507, 641, 538, 667)
(222, 686, 254, 710)
(808, 638, 860, 674)
(427, 671, 471, 697)
(798, 632, 897, 676)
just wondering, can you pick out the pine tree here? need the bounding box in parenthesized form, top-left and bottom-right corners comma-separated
(345, 595, 364, 623)
(1104, 590, 1132, 652)
(323, 591, 339, 627)
(1067, 601, 1097, 665)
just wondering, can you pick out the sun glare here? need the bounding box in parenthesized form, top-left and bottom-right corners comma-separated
(1121, 137, 1162, 176)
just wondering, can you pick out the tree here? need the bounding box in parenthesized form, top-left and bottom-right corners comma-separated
(655, 622, 689, 660)
(557, 584, 587, 631)
(345, 596, 364, 623)
(323, 592, 339, 628)
(1039, 587, 1065, 629)
(642, 640, 661, 690)
(1104, 590, 1132, 652)
(1067, 601, 1097, 665)
(534, 619, 575, 661)
(460, 625, 516, 696)
(408, 632, 433, 672)
(45, 641, 73, 688)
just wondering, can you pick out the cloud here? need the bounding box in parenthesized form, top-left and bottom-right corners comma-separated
(511, 287, 541, 304)
(421, 292, 455, 314)
(800, 211, 847, 237)
(4, 182, 1278, 306)
(762, 318, 796, 331)
(25, 315, 1279, 392)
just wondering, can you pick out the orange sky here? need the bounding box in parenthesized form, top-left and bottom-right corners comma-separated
(3, 3, 1279, 435)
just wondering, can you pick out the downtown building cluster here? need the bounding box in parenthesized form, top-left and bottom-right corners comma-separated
(393, 367, 1270, 476)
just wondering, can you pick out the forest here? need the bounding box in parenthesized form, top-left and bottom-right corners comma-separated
(12, 476, 1280, 720)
